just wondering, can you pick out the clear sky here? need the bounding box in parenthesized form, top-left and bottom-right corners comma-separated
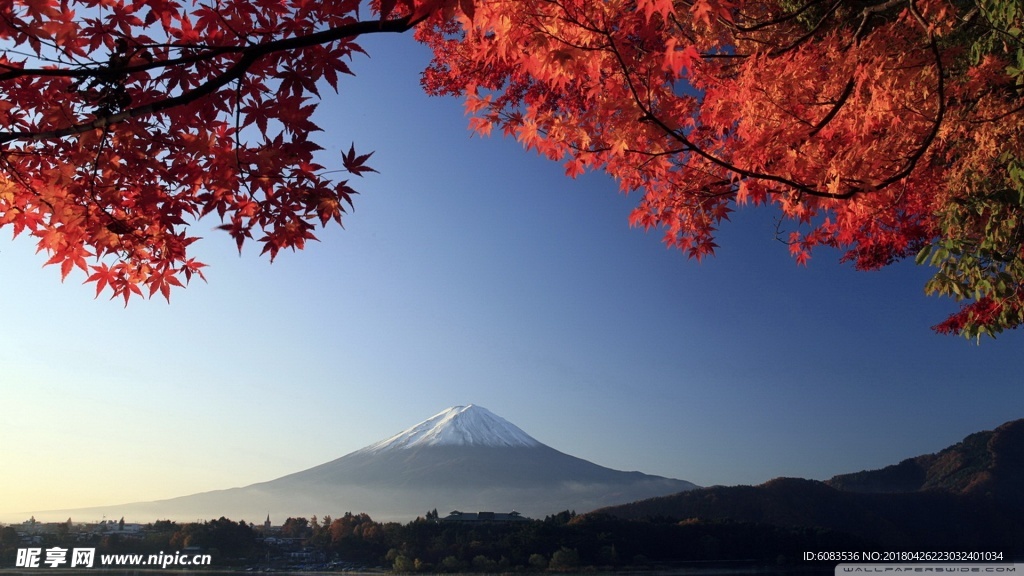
(1, 31, 1021, 523)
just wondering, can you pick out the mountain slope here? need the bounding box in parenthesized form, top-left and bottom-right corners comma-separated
(593, 419, 1024, 553)
(826, 418, 1024, 506)
(28, 405, 696, 523)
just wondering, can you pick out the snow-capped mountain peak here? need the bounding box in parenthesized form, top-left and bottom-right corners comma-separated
(359, 405, 541, 453)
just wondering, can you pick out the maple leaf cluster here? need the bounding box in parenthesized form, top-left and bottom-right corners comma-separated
(1, 0, 1022, 338)
(0, 0, 463, 303)
(417, 0, 1024, 338)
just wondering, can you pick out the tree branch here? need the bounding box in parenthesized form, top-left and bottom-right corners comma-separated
(807, 77, 855, 137)
(606, 0, 946, 201)
(0, 15, 421, 144)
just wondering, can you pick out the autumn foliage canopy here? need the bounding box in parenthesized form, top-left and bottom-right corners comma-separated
(0, 0, 1022, 338)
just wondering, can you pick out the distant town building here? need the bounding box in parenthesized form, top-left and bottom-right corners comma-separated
(442, 510, 529, 523)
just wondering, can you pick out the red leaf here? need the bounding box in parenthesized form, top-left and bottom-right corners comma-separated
(342, 143, 379, 177)
(379, 0, 398, 20)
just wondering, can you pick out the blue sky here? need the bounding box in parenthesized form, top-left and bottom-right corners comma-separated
(1, 31, 1021, 522)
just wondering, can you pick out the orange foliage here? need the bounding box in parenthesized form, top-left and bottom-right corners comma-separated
(0, 0, 458, 303)
(0, 0, 1021, 335)
(417, 0, 1024, 335)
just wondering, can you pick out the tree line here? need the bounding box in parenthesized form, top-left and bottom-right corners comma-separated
(1, 511, 873, 571)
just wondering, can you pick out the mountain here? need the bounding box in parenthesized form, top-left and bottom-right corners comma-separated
(357, 404, 541, 451)
(825, 418, 1024, 507)
(592, 419, 1024, 553)
(30, 405, 697, 523)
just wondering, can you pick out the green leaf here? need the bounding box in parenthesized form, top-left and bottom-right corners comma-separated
(915, 245, 933, 265)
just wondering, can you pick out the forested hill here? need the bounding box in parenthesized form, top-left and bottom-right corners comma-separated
(826, 419, 1024, 506)
(593, 420, 1024, 554)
